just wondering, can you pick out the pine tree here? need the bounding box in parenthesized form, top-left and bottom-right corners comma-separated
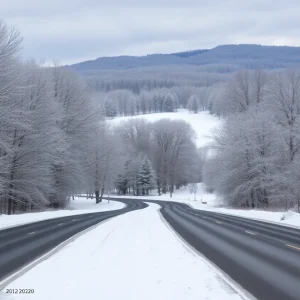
(140, 93, 147, 114)
(163, 93, 174, 112)
(188, 95, 199, 113)
(136, 157, 155, 195)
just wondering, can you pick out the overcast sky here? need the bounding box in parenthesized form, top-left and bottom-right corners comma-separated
(1, 0, 300, 64)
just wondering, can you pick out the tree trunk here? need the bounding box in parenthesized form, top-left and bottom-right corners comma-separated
(170, 184, 174, 198)
(13, 201, 17, 214)
(157, 181, 161, 196)
(95, 190, 100, 204)
(99, 187, 105, 202)
(251, 190, 255, 208)
(8, 198, 13, 215)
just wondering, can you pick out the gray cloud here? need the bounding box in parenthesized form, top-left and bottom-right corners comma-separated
(1, 0, 300, 64)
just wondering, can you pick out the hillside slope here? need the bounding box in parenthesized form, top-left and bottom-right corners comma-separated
(69, 44, 300, 74)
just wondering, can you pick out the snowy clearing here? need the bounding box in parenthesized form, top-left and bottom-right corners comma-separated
(109, 109, 223, 148)
(0, 197, 124, 230)
(108, 184, 300, 229)
(1, 203, 246, 300)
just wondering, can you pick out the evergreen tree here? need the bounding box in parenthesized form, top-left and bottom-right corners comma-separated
(188, 95, 199, 113)
(140, 93, 147, 114)
(163, 93, 174, 112)
(115, 173, 128, 195)
(136, 157, 155, 195)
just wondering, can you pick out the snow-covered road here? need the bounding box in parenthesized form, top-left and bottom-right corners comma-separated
(1, 203, 246, 300)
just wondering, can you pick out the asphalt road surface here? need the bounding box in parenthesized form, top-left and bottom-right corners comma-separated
(0, 199, 147, 282)
(158, 201, 300, 300)
(1, 197, 300, 300)
(108, 198, 300, 300)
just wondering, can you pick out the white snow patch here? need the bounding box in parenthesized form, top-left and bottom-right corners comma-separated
(1, 203, 245, 300)
(109, 109, 223, 148)
(0, 197, 124, 230)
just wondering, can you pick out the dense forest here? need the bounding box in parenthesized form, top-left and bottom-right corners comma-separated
(204, 69, 300, 212)
(86, 64, 300, 212)
(0, 20, 202, 215)
(1, 17, 300, 215)
(0, 20, 115, 214)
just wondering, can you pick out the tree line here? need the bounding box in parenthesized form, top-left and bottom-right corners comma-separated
(93, 85, 217, 118)
(4, 17, 299, 214)
(114, 118, 202, 197)
(203, 69, 300, 211)
(0, 19, 203, 214)
(0, 20, 122, 214)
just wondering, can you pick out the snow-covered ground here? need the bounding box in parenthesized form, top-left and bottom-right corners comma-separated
(0, 197, 124, 230)
(109, 109, 223, 148)
(108, 184, 300, 229)
(1, 203, 247, 300)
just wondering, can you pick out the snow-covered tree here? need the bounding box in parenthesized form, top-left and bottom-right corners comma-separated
(163, 93, 174, 112)
(204, 106, 280, 208)
(136, 157, 155, 195)
(223, 70, 269, 115)
(188, 95, 199, 113)
(104, 97, 118, 118)
(50, 66, 99, 208)
(151, 119, 197, 196)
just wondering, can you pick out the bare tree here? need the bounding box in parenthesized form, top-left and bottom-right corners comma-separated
(267, 70, 300, 162)
(51, 65, 99, 207)
(204, 106, 279, 208)
(152, 119, 197, 196)
(223, 70, 268, 115)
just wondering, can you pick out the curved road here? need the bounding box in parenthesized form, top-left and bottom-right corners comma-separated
(0, 199, 147, 282)
(108, 198, 300, 300)
(157, 200, 300, 300)
(1, 197, 300, 300)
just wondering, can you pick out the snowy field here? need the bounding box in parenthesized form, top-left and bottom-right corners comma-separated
(109, 109, 223, 148)
(108, 184, 300, 229)
(1, 203, 247, 300)
(0, 197, 124, 230)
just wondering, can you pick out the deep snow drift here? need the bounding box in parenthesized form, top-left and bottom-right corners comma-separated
(1, 203, 246, 300)
(0, 197, 124, 230)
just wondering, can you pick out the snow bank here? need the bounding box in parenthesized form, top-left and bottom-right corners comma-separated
(193, 206, 300, 229)
(1, 203, 246, 300)
(0, 197, 124, 230)
(109, 109, 223, 148)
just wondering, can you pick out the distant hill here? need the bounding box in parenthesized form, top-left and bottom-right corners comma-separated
(170, 49, 209, 58)
(68, 44, 300, 75)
